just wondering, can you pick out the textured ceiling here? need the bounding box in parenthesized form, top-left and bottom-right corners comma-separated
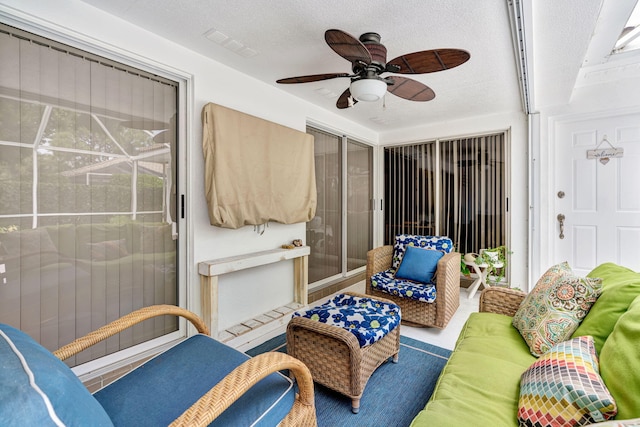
(76, 0, 632, 133)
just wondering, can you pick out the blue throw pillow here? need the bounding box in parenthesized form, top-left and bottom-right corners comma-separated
(391, 235, 453, 269)
(394, 245, 444, 283)
(0, 324, 114, 426)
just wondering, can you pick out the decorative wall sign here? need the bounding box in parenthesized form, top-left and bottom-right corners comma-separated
(587, 135, 624, 165)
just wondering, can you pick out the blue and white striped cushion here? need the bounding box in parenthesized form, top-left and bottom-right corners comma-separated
(0, 324, 114, 426)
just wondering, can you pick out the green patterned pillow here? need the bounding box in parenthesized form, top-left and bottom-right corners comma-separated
(513, 262, 602, 356)
(518, 336, 617, 427)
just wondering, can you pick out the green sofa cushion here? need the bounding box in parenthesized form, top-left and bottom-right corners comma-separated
(411, 312, 535, 427)
(571, 263, 640, 354)
(599, 295, 640, 420)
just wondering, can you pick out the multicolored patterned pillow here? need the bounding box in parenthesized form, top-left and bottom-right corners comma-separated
(292, 294, 401, 347)
(512, 262, 602, 356)
(518, 335, 617, 427)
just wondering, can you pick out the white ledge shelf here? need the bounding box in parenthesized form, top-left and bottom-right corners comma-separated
(198, 246, 310, 277)
(198, 246, 310, 343)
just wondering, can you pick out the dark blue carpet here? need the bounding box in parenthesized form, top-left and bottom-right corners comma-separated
(246, 334, 451, 427)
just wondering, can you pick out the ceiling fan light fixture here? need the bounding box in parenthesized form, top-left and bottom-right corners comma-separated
(350, 78, 387, 102)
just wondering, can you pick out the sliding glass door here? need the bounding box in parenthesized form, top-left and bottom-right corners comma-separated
(306, 127, 373, 285)
(307, 129, 342, 282)
(440, 134, 507, 253)
(384, 133, 507, 255)
(346, 139, 373, 270)
(0, 24, 180, 367)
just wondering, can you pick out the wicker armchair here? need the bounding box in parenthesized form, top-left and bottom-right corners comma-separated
(1, 305, 316, 426)
(479, 286, 527, 316)
(366, 244, 461, 328)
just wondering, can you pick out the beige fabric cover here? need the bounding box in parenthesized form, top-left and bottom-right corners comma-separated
(202, 103, 317, 229)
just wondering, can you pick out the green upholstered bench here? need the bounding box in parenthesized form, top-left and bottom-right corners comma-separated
(411, 263, 640, 426)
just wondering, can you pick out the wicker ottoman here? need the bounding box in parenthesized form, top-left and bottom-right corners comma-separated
(286, 292, 401, 413)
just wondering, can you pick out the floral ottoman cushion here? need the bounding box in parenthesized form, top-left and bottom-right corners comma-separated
(292, 294, 401, 347)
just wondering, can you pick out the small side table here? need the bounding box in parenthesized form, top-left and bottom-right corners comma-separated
(464, 260, 503, 299)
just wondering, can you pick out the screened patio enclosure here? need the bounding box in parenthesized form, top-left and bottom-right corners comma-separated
(0, 25, 179, 367)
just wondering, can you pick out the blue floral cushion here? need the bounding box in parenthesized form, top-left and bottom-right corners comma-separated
(292, 294, 401, 347)
(392, 235, 453, 270)
(395, 245, 444, 284)
(371, 270, 437, 303)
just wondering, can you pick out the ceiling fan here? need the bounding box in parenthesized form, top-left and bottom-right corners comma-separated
(277, 29, 470, 109)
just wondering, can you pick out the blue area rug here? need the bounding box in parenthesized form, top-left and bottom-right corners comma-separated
(246, 334, 451, 427)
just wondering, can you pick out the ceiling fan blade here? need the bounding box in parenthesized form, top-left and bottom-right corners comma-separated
(325, 29, 372, 65)
(387, 49, 470, 74)
(336, 88, 357, 109)
(277, 72, 350, 84)
(387, 76, 435, 101)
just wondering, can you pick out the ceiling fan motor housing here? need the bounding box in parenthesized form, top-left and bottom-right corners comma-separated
(359, 32, 387, 70)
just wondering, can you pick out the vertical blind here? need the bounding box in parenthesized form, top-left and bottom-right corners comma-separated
(384, 143, 437, 243)
(0, 24, 179, 366)
(306, 128, 342, 284)
(306, 126, 373, 285)
(346, 138, 373, 271)
(385, 133, 507, 255)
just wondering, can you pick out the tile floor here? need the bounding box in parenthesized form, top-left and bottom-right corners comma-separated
(330, 280, 480, 350)
(402, 292, 479, 350)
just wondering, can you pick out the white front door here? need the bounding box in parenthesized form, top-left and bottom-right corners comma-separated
(554, 111, 640, 277)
